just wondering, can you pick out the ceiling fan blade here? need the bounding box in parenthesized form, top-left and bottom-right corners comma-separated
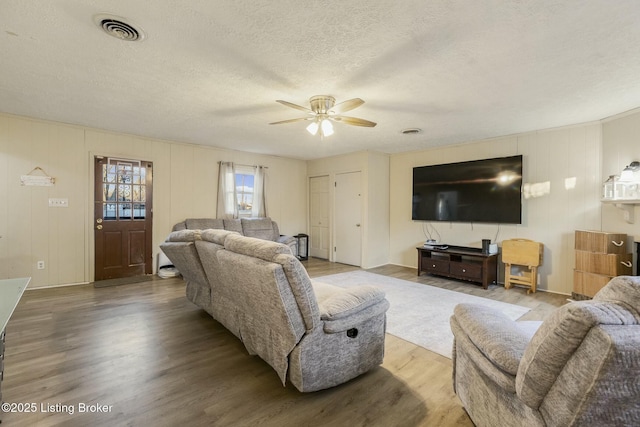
(331, 115, 377, 127)
(276, 100, 313, 113)
(269, 117, 311, 125)
(331, 98, 364, 114)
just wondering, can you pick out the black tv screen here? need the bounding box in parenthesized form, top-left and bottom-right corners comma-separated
(412, 155, 522, 224)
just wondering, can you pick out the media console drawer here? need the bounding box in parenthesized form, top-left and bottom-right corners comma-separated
(417, 246, 497, 289)
(423, 258, 450, 274)
(450, 262, 482, 280)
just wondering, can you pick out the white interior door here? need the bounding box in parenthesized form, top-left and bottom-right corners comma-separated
(309, 175, 330, 259)
(335, 171, 362, 266)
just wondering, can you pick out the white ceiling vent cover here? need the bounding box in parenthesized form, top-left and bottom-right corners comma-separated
(93, 14, 145, 42)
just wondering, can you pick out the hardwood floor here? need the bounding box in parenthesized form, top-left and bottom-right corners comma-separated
(2, 259, 567, 427)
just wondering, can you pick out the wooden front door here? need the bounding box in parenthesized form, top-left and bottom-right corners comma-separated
(94, 157, 153, 281)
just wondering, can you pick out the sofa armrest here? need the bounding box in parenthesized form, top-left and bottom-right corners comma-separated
(313, 281, 389, 333)
(277, 235, 298, 255)
(277, 235, 296, 245)
(452, 303, 539, 375)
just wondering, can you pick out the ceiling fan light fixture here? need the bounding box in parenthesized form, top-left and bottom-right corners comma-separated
(321, 119, 334, 137)
(306, 121, 319, 136)
(272, 95, 375, 137)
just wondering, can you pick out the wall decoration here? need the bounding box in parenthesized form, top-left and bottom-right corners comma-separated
(20, 166, 55, 186)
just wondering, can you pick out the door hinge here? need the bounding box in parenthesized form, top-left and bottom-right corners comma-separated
(334, 182, 337, 187)
(334, 246, 337, 252)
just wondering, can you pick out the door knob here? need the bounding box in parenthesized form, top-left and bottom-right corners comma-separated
(96, 225, 103, 230)
(96, 218, 103, 224)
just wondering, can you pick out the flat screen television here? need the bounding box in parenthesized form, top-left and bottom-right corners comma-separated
(412, 155, 523, 224)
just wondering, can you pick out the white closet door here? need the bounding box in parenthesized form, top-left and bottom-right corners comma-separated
(309, 175, 330, 259)
(335, 171, 362, 267)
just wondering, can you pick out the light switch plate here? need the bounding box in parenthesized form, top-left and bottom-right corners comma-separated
(48, 198, 69, 207)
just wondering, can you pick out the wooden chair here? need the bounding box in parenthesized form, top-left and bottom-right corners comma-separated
(502, 238, 543, 293)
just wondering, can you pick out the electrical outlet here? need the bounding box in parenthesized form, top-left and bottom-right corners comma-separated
(48, 198, 69, 208)
(37, 260, 45, 270)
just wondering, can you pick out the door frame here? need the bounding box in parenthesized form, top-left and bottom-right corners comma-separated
(88, 152, 154, 282)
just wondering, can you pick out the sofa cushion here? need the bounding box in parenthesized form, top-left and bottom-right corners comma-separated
(166, 229, 202, 242)
(200, 228, 237, 245)
(241, 217, 277, 241)
(224, 233, 291, 262)
(313, 282, 386, 320)
(223, 219, 243, 234)
(185, 218, 224, 230)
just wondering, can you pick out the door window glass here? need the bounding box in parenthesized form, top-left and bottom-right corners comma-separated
(101, 160, 148, 220)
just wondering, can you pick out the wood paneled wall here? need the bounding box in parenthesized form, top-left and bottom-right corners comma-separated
(3, 108, 638, 291)
(0, 113, 307, 288)
(389, 123, 602, 295)
(307, 151, 391, 269)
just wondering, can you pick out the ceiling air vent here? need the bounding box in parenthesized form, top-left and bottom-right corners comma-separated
(94, 14, 145, 42)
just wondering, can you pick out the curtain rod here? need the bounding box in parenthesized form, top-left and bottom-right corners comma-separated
(218, 161, 268, 169)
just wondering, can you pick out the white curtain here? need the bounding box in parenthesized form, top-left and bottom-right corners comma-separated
(217, 161, 237, 219)
(251, 165, 267, 217)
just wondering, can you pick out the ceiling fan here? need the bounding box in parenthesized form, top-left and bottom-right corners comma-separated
(269, 95, 377, 137)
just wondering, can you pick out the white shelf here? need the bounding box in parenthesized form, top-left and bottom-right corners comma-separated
(601, 198, 640, 204)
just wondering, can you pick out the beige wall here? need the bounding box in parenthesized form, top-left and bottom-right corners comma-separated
(3, 108, 638, 291)
(366, 151, 390, 268)
(0, 113, 307, 288)
(307, 151, 390, 269)
(602, 108, 640, 243)
(389, 123, 602, 294)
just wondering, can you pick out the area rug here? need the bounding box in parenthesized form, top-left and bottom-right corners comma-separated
(313, 271, 530, 358)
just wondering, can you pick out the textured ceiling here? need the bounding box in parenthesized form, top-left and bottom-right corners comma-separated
(1, 1, 640, 160)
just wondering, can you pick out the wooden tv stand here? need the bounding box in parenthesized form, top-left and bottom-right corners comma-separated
(417, 246, 498, 289)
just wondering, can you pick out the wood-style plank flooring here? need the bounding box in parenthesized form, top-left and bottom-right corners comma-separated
(1, 259, 567, 427)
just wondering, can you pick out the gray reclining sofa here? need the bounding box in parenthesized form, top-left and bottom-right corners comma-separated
(160, 228, 389, 392)
(172, 217, 298, 256)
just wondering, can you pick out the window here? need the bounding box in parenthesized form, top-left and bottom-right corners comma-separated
(235, 170, 254, 217)
(217, 162, 266, 219)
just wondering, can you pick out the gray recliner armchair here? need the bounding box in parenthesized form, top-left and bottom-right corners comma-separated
(450, 275, 640, 426)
